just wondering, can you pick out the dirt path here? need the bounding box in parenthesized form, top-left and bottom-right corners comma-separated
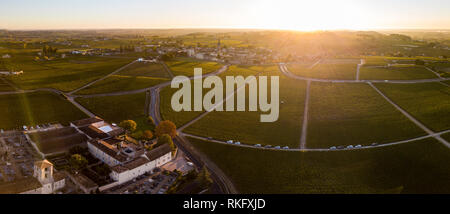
(356, 59, 365, 81)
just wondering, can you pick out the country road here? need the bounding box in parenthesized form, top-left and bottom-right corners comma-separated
(356, 58, 365, 81)
(299, 80, 310, 149)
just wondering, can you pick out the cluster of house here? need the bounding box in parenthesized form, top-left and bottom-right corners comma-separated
(13, 117, 173, 194)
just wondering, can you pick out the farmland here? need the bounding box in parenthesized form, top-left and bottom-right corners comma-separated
(165, 58, 222, 76)
(28, 127, 88, 154)
(117, 62, 171, 78)
(0, 79, 15, 91)
(75, 75, 168, 95)
(0, 91, 87, 129)
(359, 65, 437, 80)
(5, 54, 133, 92)
(75, 93, 153, 132)
(189, 136, 450, 193)
(375, 82, 450, 132)
(183, 66, 306, 148)
(307, 82, 425, 148)
(287, 62, 357, 80)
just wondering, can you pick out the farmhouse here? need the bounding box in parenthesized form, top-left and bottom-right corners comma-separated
(88, 136, 173, 184)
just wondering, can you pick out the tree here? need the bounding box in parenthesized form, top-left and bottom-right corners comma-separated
(155, 120, 177, 138)
(157, 134, 176, 152)
(143, 130, 153, 140)
(196, 166, 213, 188)
(119, 120, 137, 134)
(69, 154, 88, 171)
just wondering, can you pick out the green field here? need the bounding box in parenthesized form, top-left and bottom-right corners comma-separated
(165, 58, 222, 77)
(117, 62, 171, 78)
(159, 65, 269, 128)
(288, 63, 357, 80)
(360, 65, 437, 80)
(183, 66, 305, 148)
(0, 91, 87, 129)
(189, 136, 450, 193)
(375, 82, 450, 132)
(75, 93, 152, 132)
(307, 82, 425, 148)
(5, 54, 133, 92)
(75, 75, 168, 95)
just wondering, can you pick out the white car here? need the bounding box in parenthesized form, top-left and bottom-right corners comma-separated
(274, 146, 281, 149)
(330, 146, 337, 150)
(355, 145, 362, 148)
(226, 140, 233, 144)
(23, 126, 28, 131)
(347, 145, 354, 149)
(282, 146, 289, 149)
(186, 162, 194, 167)
(254, 144, 261, 147)
(234, 142, 241, 145)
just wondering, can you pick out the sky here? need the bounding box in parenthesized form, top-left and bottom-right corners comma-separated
(1, 0, 449, 31)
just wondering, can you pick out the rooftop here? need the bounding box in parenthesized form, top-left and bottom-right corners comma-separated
(146, 144, 172, 161)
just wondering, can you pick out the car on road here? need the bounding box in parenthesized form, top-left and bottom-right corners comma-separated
(254, 144, 261, 147)
(330, 146, 337, 150)
(371, 143, 378, 146)
(264, 145, 272, 148)
(186, 162, 194, 167)
(355, 145, 362, 148)
(23, 126, 28, 131)
(226, 140, 233, 144)
(337, 146, 344, 149)
(207, 137, 213, 140)
(282, 146, 289, 149)
(234, 141, 241, 145)
(274, 146, 281, 149)
(346, 145, 354, 149)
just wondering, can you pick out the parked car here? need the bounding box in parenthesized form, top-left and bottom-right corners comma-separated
(226, 140, 233, 144)
(355, 145, 362, 148)
(337, 146, 344, 149)
(264, 145, 272, 148)
(254, 144, 261, 147)
(330, 146, 337, 150)
(186, 162, 194, 167)
(371, 143, 378, 146)
(274, 146, 281, 149)
(346, 145, 354, 149)
(234, 141, 241, 145)
(282, 146, 289, 149)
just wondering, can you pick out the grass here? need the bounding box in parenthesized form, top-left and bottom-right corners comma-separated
(75, 75, 169, 95)
(188, 136, 450, 193)
(360, 65, 437, 80)
(165, 58, 222, 77)
(288, 63, 357, 80)
(375, 82, 450, 132)
(76, 93, 153, 132)
(0, 91, 87, 129)
(5, 54, 133, 92)
(307, 82, 425, 148)
(184, 71, 306, 148)
(117, 62, 171, 78)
